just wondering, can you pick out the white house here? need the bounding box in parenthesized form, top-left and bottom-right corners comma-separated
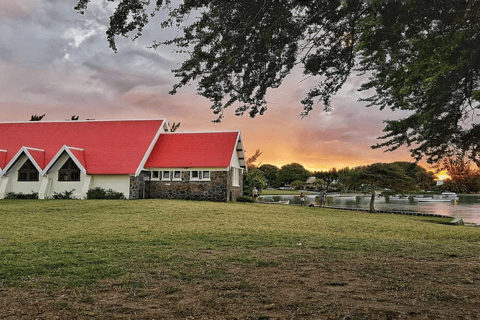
(0, 119, 246, 201)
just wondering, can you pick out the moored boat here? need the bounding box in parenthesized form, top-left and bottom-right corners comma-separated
(413, 192, 458, 202)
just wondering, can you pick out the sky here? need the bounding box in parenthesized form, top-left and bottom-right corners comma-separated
(0, 0, 447, 178)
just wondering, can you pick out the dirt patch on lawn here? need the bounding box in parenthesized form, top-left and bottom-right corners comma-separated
(1, 250, 479, 319)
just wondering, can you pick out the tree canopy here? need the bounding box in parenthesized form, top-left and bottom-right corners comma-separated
(277, 163, 310, 185)
(75, 0, 480, 164)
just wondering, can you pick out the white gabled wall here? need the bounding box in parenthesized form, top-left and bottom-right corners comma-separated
(230, 150, 241, 168)
(3, 154, 42, 197)
(89, 175, 131, 199)
(45, 152, 89, 199)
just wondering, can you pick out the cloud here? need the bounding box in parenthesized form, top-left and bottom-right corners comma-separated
(0, 1, 38, 19)
(83, 61, 170, 93)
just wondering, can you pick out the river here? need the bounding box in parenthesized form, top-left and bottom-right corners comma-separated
(259, 194, 480, 225)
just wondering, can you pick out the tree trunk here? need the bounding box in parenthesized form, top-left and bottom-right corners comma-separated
(369, 189, 375, 212)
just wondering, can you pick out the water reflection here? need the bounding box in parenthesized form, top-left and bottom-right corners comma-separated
(258, 194, 480, 225)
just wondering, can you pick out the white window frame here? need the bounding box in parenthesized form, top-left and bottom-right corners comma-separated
(191, 170, 211, 181)
(172, 170, 182, 181)
(232, 167, 240, 187)
(151, 170, 160, 181)
(154, 170, 182, 181)
(162, 170, 171, 181)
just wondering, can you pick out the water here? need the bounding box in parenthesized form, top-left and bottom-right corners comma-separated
(259, 194, 480, 225)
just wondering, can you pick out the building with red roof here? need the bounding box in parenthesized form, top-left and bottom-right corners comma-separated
(0, 120, 246, 201)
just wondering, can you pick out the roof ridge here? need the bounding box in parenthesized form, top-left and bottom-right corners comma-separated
(0, 118, 166, 124)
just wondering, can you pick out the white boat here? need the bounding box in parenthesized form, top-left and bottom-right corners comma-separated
(413, 192, 458, 202)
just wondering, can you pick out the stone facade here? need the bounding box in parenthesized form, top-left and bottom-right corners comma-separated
(129, 169, 243, 202)
(226, 167, 243, 201)
(129, 171, 150, 199)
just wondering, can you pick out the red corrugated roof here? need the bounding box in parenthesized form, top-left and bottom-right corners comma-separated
(68, 148, 87, 171)
(0, 150, 6, 170)
(27, 148, 46, 169)
(0, 120, 164, 174)
(144, 132, 239, 168)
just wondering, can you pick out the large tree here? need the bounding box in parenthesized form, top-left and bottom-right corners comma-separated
(258, 164, 280, 188)
(277, 163, 310, 186)
(351, 163, 418, 212)
(75, 0, 480, 164)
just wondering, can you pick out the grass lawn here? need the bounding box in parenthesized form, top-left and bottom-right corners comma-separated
(1, 199, 479, 319)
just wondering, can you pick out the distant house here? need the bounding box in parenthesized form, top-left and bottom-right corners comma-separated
(0, 119, 246, 201)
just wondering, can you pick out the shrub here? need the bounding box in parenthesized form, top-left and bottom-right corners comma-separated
(4, 191, 38, 199)
(53, 189, 75, 199)
(87, 187, 124, 199)
(236, 196, 255, 203)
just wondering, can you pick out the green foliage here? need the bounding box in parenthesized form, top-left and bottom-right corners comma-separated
(29, 114, 45, 121)
(313, 179, 327, 191)
(53, 189, 75, 199)
(258, 164, 280, 188)
(291, 180, 305, 190)
(243, 169, 265, 196)
(4, 191, 38, 199)
(236, 196, 255, 203)
(76, 0, 480, 163)
(313, 168, 339, 191)
(87, 187, 125, 200)
(277, 163, 309, 185)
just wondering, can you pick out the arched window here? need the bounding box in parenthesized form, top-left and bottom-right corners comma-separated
(18, 159, 39, 181)
(58, 158, 81, 181)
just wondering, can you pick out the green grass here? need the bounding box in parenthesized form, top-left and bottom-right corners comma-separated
(0, 199, 479, 288)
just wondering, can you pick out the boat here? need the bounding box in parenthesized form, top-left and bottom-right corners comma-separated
(413, 192, 459, 202)
(262, 200, 290, 205)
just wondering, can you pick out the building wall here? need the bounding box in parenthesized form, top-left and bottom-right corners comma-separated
(2, 154, 42, 197)
(90, 174, 131, 199)
(226, 167, 243, 201)
(45, 153, 87, 199)
(0, 153, 132, 199)
(130, 168, 244, 202)
(143, 170, 228, 201)
(130, 171, 150, 200)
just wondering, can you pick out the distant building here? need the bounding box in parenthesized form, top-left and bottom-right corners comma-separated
(0, 119, 246, 201)
(436, 180, 444, 186)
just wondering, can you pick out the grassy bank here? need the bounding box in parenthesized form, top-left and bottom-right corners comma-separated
(1, 199, 479, 289)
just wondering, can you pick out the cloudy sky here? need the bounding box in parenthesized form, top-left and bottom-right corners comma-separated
(0, 0, 439, 174)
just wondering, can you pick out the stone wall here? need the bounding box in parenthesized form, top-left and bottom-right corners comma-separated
(129, 171, 150, 199)
(226, 168, 243, 201)
(130, 169, 244, 201)
(147, 171, 228, 202)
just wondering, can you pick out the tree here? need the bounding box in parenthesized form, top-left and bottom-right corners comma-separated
(291, 180, 305, 190)
(246, 149, 263, 170)
(75, 0, 480, 165)
(440, 156, 480, 193)
(277, 163, 309, 186)
(243, 169, 266, 197)
(391, 161, 437, 190)
(313, 168, 339, 191)
(30, 114, 45, 121)
(313, 178, 327, 191)
(258, 164, 280, 188)
(351, 163, 418, 212)
(170, 122, 181, 132)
